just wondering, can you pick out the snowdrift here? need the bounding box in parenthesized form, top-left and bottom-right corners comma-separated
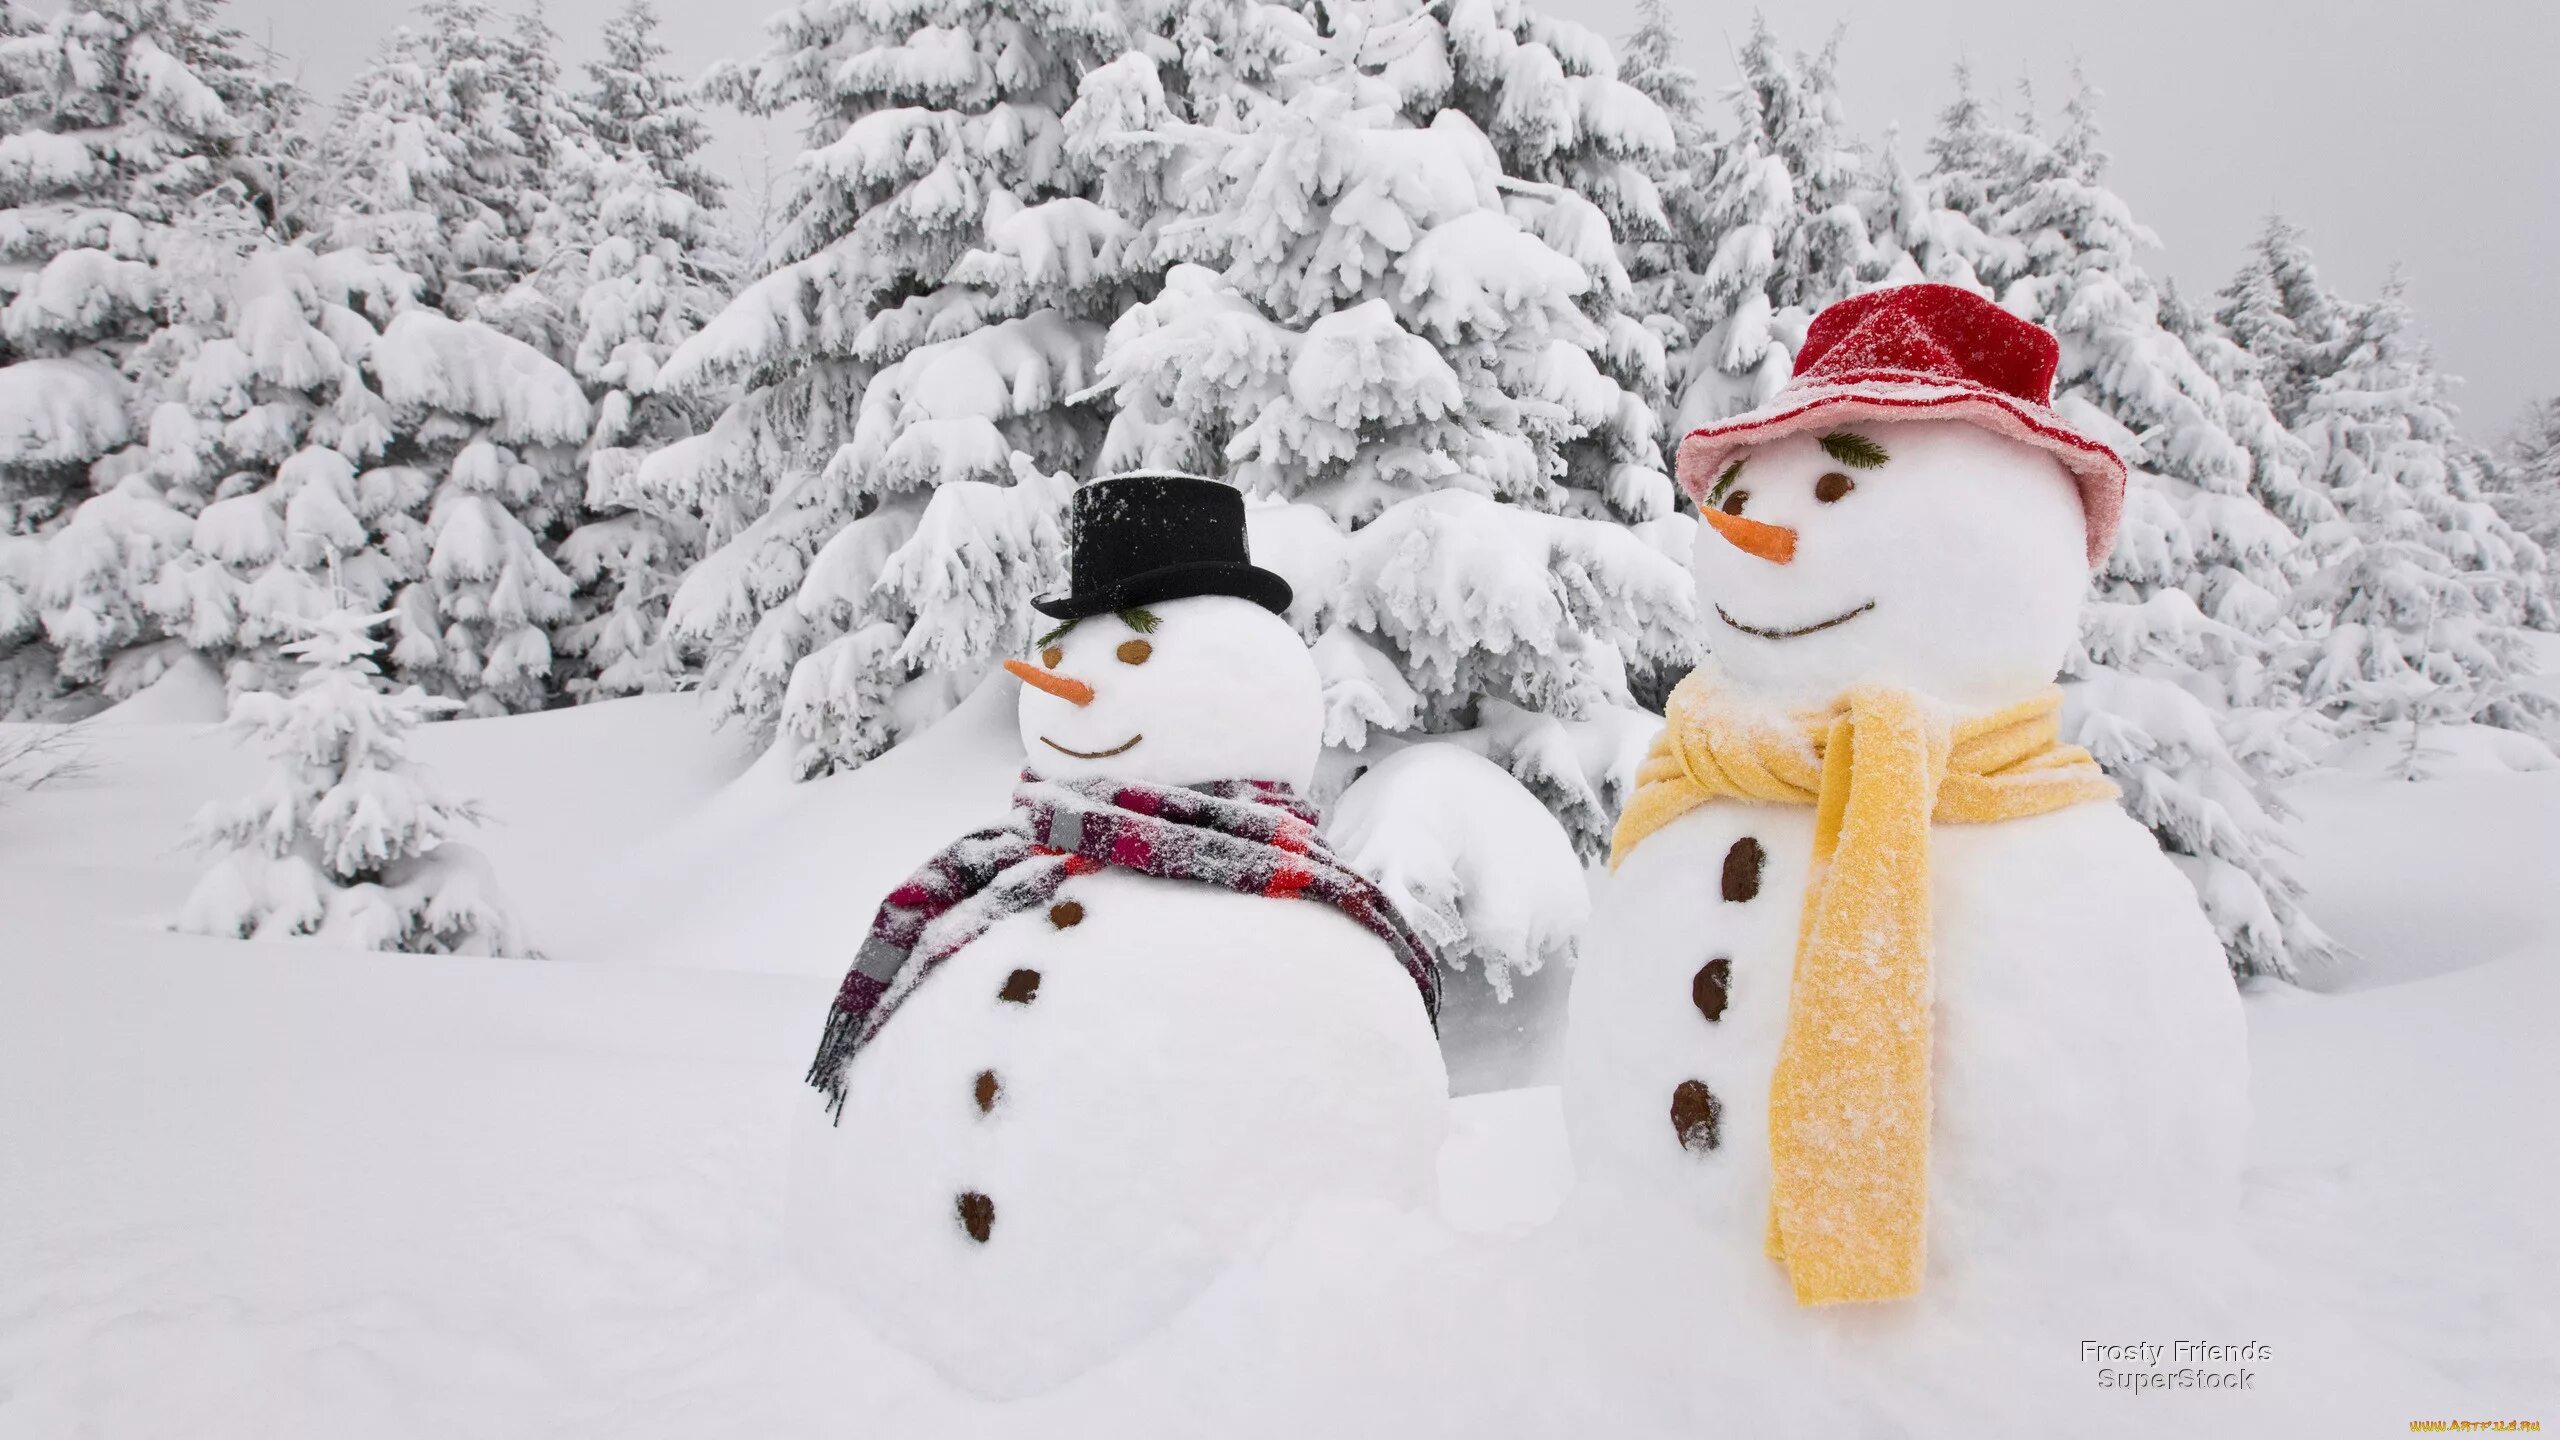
(1, 682, 2553, 1436)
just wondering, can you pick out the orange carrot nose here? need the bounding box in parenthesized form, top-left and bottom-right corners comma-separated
(1701, 507, 1798, 565)
(1003, 658, 1095, 706)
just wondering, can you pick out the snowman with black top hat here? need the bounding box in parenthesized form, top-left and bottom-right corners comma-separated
(794, 472, 1450, 1398)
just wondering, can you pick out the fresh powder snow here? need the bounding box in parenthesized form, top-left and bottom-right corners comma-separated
(3, 660, 2555, 1435)
(2, 0, 2556, 1431)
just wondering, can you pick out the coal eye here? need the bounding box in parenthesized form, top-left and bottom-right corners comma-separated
(1815, 472, 1854, 503)
(1041, 645, 1063, 668)
(1116, 639, 1153, 666)
(1720, 489, 1750, 516)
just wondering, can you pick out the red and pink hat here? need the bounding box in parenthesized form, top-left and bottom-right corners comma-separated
(1674, 283, 2127, 566)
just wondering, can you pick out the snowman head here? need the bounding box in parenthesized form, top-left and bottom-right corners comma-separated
(1004, 597, 1323, 789)
(1673, 284, 2130, 711)
(1004, 472, 1314, 789)
(1692, 419, 2091, 711)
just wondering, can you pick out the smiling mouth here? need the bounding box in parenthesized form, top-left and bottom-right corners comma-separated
(1042, 734, 1143, 760)
(1715, 601, 1877, 640)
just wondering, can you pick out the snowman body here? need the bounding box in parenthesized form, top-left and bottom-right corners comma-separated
(1565, 796, 2245, 1279)
(799, 870, 1444, 1397)
(1564, 416, 2250, 1292)
(792, 596, 1448, 1398)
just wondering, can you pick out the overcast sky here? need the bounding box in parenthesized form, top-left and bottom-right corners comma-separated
(214, 0, 2560, 441)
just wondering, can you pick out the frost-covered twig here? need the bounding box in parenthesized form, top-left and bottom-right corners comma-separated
(0, 723, 98, 801)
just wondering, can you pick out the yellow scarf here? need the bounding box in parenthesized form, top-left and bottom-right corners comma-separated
(1609, 670, 2118, 1305)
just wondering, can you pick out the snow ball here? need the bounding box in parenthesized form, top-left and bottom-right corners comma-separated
(1328, 740, 1586, 998)
(1018, 596, 1323, 791)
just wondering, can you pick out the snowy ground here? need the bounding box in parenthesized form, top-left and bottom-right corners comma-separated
(2, 667, 2553, 1437)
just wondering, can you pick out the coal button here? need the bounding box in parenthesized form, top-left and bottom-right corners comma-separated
(974, 1070, 1000, 1114)
(998, 969, 1041, 1004)
(957, 1191, 996, 1243)
(1671, 1080, 1723, 1153)
(1048, 900, 1085, 928)
(1692, 957, 1732, 1023)
(1721, 837, 1764, 902)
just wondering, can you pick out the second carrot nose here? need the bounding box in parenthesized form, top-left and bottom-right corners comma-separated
(1003, 658, 1095, 706)
(1702, 508, 1798, 565)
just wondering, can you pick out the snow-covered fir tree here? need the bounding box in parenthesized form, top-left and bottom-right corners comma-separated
(147, 242, 415, 696)
(318, 3, 514, 315)
(0, 0, 293, 713)
(313, 3, 601, 715)
(649, 0, 1128, 773)
(1078, 0, 1696, 988)
(1863, 69, 2015, 295)
(2487, 395, 2560, 559)
(1921, 64, 2002, 231)
(2209, 222, 2551, 748)
(2285, 281, 2553, 749)
(2161, 273, 2330, 558)
(471, 3, 601, 357)
(2213, 214, 2346, 430)
(1672, 18, 1875, 432)
(1937, 74, 2331, 979)
(1423, 0, 1674, 513)
(1614, 0, 1713, 415)
(2188, 219, 2359, 578)
(320, 0, 595, 347)
(2157, 271, 2334, 723)
(19, 401, 201, 700)
(367, 305, 592, 714)
(177, 602, 527, 954)
(556, 0, 732, 697)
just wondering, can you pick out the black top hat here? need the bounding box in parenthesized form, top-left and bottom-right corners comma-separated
(1032, 472, 1295, 621)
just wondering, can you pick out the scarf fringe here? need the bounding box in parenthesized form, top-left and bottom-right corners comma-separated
(807, 1004, 866, 1120)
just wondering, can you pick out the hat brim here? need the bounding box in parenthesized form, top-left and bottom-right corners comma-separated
(1675, 376, 2129, 567)
(1031, 559, 1295, 621)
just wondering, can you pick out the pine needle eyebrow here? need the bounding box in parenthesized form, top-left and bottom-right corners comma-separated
(1116, 607, 1160, 634)
(1034, 618, 1080, 649)
(1708, 460, 1745, 506)
(1819, 431, 1890, 468)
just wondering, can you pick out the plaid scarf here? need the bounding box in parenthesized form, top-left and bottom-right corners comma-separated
(807, 770, 1441, 1117)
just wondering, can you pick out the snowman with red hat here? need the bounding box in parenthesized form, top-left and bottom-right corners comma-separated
(1562, 284, 2248, 1312)
(792, 473, 1448, 1399)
